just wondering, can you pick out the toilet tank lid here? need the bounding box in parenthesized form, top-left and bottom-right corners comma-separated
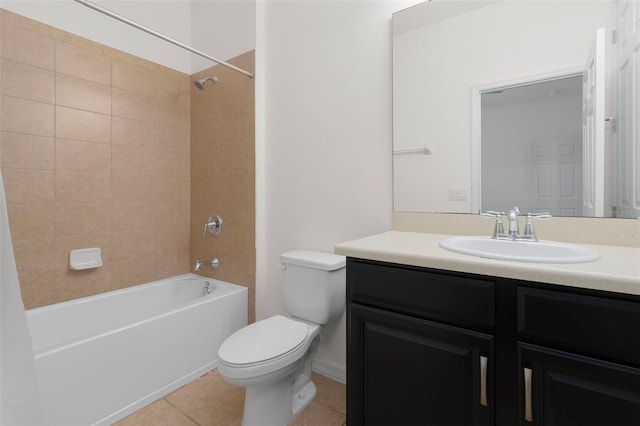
(280, 250, 346, 271)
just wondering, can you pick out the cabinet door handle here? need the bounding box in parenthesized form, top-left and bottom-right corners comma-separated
(524, 367, 533, 422)
(480, 355, 488, 406)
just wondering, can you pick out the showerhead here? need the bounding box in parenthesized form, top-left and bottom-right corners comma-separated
(194, 76, 219, 90)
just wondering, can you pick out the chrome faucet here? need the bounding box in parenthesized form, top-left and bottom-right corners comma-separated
(507, 207, 521, 238)
(481, 207, 551, 241)
(194, 257, 219, 271)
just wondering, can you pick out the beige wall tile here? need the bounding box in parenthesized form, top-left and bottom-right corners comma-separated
(54, 204, 110, 237)
(19, 15, 66, 40)
(110, 202, 157, 232)
(157, 202, 189, 240)
(112, 59, 156, 96)
(55, 41, 111, 84)
(156, 201, 189, 233)
(157, 150, 189, 177)
(190, 53, 255, 323)
(1, 95, 54, 136)
(103, 46, 161, 73)
(2, 168, 54, 204)
(216, 90, 252, 123)
(63, 33, 104, 55)
(112, 174, 156, 204)
(156, 243, 190, 278)
(111, 230, 157, 261)
(1, 59, 55, 103)
(56, 106, 111, 143)
(158, 96, 189, 127)
(56, 74, 111, 114)
(158, 176, 189, 203)
(7, 204, 55, 240)
(19, 270, 56, 310)
(56, 139, 111, 173)
(0, 9, 22, 26)
(158, 124, 189, 152)
(1, 132, 54, 170)
(156, 69, 190, 99)
(56, 172, 111, 205)
(111, 145, 156, 176)
(54, 268, 112, 303)
(0, 23, 55, 70)
(1, 11, 198, 309)
(111, 254, 158, 290)
(112, 88, 157, 122)
(13, 238, 56, 274)
(112, 116, 157, 149)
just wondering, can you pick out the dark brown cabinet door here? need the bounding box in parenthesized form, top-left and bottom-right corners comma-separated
(348, 304, 494, 426)
(518, 343, 640, 426)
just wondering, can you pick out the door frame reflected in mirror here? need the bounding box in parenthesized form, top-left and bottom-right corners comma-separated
(470, 67, 586, 215)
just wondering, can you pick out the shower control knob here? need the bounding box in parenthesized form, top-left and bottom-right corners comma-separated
(204, 214, 223, 236)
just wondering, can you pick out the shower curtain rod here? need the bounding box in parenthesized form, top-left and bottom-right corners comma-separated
(73, 0, 254, 79)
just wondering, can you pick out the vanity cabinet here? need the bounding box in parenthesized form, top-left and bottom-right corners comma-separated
(517, 286, 640, 425)
(346, 257, 640, 426)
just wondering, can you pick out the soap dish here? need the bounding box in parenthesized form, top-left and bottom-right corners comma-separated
(69, 248, 103, 270)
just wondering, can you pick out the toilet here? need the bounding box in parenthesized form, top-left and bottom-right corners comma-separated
(217, 249, 346, 426)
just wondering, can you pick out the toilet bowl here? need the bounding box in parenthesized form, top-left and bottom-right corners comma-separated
(218, 315, 321, 425)
(217, 250, 346, 426)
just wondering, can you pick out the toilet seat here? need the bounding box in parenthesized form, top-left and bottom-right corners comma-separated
(218, 315, 308, 366)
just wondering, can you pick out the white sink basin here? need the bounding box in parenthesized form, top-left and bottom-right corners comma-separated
(439, 236, 600, 264)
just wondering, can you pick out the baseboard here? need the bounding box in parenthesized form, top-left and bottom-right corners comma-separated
(312, 358, 346, 384)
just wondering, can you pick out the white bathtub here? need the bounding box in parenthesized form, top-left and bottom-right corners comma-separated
(26, 273, 247, 426)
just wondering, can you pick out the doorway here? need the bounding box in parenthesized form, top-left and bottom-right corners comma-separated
(475, 74, 584, 216)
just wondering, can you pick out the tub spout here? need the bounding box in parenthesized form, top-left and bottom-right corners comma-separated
(194, 258, 219, 272)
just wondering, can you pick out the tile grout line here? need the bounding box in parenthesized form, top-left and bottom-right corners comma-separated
(162, 396, 202, 426)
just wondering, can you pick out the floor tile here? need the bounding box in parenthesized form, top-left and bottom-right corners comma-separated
(117, 368, 346, 426)
(114, 398, 197, 426)
(311, 372, 346, 415)
(289, 401, 346, 426)
(165, 370, 245, 426)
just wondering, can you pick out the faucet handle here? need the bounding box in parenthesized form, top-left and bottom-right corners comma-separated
(480, 210, 504, 218)
(480, 211, 505, 237)
(527, 212, 552, 220)
(522, 212, 552, 240)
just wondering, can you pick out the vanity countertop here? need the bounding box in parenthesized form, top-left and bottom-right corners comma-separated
(335, 231, 640, 296)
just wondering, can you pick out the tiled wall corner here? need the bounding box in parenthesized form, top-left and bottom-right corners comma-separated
(190, 51, 256, 324)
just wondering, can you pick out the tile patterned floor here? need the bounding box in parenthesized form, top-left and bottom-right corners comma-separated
(114, 370, 346, 426)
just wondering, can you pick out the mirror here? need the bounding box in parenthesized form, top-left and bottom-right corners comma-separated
(392, 0, 638, 218)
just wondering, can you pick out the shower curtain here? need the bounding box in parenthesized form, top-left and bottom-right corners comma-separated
(0, 170, 41, 425)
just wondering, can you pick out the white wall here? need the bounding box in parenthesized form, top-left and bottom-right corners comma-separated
(190, 0, 256, 72)
(393, 0, 614, 213)
(257, 0, 417, 379)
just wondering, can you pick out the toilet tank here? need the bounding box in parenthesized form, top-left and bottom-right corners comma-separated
(280, 250, 346, 324)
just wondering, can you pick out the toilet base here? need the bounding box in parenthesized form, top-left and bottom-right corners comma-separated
(292, 380, 316, 419)
(241, 376, 316, 426)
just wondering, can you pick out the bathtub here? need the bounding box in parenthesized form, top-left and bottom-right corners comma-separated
(26, 273, 247, 426)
